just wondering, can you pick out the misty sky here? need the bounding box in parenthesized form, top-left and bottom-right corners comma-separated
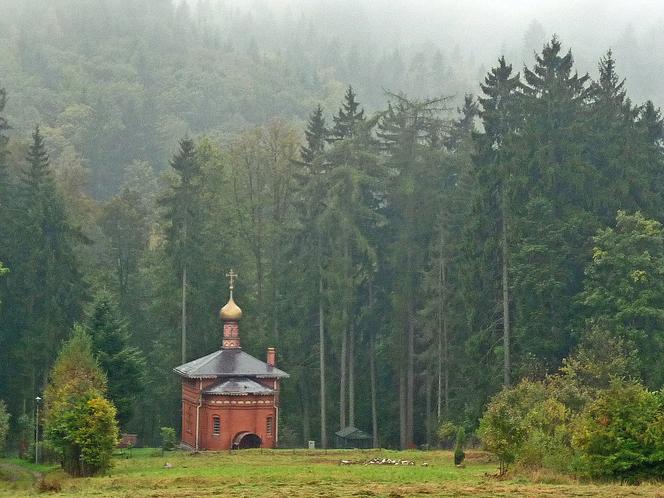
(204, 0, 664, 104)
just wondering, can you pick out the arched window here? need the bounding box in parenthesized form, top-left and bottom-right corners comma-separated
(212, 415, 221, 436)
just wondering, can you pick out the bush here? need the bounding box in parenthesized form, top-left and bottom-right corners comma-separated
(48, 394, 119, 476)
(454, 427, 465, 465)
(0, 400, 9, 455)
(478, 379, 574, 475)
(160, 427, 177, 451)
(572, 381, 664, 482)
(37, 476, 63, 493)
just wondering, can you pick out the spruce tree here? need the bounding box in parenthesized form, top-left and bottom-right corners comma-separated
(159, 138, 203, 364)
(475, 56, 521, 388)
(3, 126, 85, 417)
(329, 86, 365, 142)
(446, 94, 478, 151)
(511, 37, 593, 373)
(301, 104, 327, 164)
(86, 292, 145, 428)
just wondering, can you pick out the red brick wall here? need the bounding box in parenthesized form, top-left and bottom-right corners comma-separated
(200, 394, 277, 450)
(181, 378, 282, 450)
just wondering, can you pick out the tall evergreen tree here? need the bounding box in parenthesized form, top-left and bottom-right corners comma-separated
(474, 56, 521, 387)
(85, 292, 146, 428)
(329, 86, 365, 142)
(510, 38, 595, 373)
(1, 126, 85, 417)
(301, 105, 327, 164)
(378, 94, 447, 448)
(159, 138, 202, 364)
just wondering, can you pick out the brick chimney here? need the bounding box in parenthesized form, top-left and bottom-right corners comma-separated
(267, 347, 276, 367)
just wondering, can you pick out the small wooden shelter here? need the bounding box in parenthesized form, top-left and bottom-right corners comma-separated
(335, 426, 373, 449)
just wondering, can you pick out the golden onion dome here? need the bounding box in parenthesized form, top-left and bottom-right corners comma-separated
(220, 295, 242, 321)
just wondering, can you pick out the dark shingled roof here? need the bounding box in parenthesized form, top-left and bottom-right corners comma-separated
(173, 349, 289, 379)
(204, 378, 275, 396)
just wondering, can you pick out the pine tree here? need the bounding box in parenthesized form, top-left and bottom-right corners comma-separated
(301, 104, 327, 164)
(86, 292, 145, 428)
(329, 86, 365, 142)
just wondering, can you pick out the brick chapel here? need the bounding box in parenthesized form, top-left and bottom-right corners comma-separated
(174, 270, 289, 451)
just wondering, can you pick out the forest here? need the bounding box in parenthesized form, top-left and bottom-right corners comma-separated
(0, 0, 664, 470)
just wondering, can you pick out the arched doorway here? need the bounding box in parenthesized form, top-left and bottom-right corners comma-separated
(233, 432, 262, 449)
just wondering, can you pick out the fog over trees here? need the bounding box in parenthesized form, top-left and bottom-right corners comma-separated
(0, 0, 663, 457)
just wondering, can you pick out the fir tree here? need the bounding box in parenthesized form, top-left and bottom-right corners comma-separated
(159, 138, 203, 364)
(2, 126, 86, 417)
(86, 293, 145, 428)
(475, 56, 521, 388)
(329, 86, 365, 142)
(300, 104, 327, 164)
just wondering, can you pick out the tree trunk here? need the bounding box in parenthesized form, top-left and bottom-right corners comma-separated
(370, 331, 378, 448)
(181, 262, 187, 364)
(301, 379, 310, 445)
(399, 364, 407, 449)
(425, 374, 432, 446)
(318, 237, 327, 448)
(502, 185, 511, 388)
(181, 215, 188, 364)
(348, 320, 355, 428)
(339, 319, 347, 430)
(407, 306, 415, 447)
(369, 283, 378, 448)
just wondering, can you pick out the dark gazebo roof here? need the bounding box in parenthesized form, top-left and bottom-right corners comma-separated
(173, 349, 289, 379)
(204, 378, 275, 396)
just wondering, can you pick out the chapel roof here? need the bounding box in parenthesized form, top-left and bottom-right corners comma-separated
(173, 348, 289, 379)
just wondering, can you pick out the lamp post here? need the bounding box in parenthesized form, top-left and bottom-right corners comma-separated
(35, 396, 42, 465)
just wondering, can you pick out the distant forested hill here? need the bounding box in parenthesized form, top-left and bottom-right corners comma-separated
(0, 0, 477, 197)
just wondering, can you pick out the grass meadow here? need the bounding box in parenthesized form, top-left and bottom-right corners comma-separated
(2, 448, 664, 497)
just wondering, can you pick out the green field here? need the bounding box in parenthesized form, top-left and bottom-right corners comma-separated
(1, 449, 663, 497)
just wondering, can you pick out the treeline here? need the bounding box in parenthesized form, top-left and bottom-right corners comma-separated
(1, 37, 663, 450)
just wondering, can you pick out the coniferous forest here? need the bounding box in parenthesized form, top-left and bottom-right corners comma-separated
(1, 0, 664, 472)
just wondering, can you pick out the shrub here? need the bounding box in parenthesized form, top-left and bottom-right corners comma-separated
(478, 379, 575, 475)
(572, 381, 664, 481)
(48, 394, 119, 476)
(454, 427, 465, 465)
(160, 427, 177, 451)
(478, 380, 548, 474)
(0, 400, 9, 455)
(37, 475, 63, 493)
